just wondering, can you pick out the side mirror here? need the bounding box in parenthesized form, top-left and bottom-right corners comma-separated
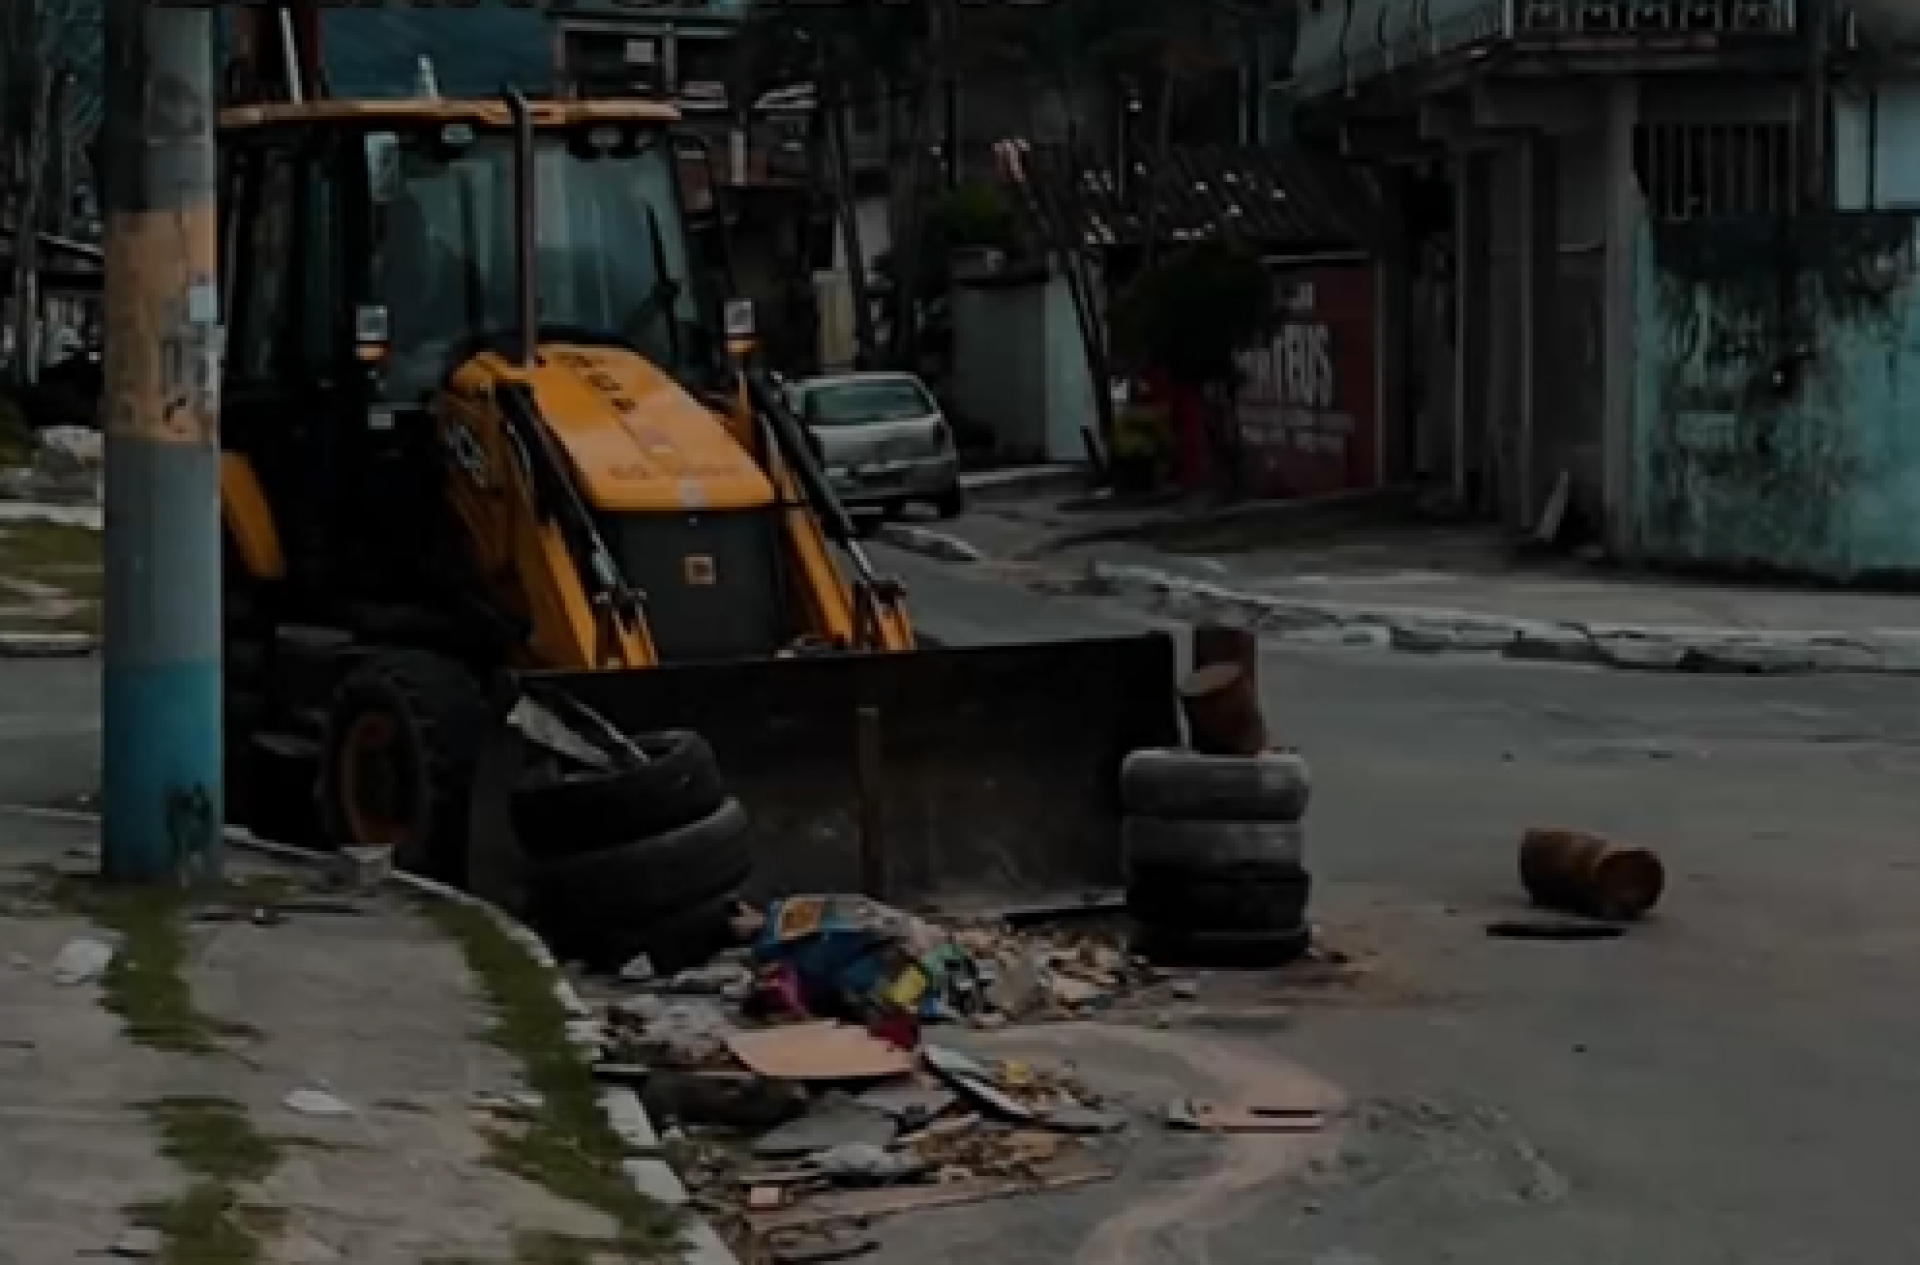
(724, 298, 756, 361)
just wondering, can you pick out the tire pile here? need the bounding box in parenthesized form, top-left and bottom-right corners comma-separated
(1120, 626, 1314, 969)
(513, 729, 754, 974)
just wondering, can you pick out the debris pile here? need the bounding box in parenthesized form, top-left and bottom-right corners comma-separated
(590, 894, 1186, 1256)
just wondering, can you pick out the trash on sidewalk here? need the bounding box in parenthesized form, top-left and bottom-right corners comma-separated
(51, 936, 114, 985)
(611, 994, 738, 1067)
(743, 895, 977, 1027)
(732, 893, 1154, 1033)
(283, 1088, 354, 1118)
(576, 889, 1217, 1242)
(753, 1092, 897, 1158)
(923, 1043, 1124, 1134)
(1165, 1098, 1325, 1133)
(1518, 827, 1666, 922)
(727, 1021, 917, 1082)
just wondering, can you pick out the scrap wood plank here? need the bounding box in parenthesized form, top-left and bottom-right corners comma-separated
(746, 1155, 1115, 1233)
(1167, 1099, 1326, 1133)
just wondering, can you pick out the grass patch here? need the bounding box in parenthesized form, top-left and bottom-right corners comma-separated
(142, 1097, 280, 1184)
(424, 901, 682, 1260)
(39, 874, 257, 1052)
(0, 518, 101, 569)
(0, 518, 102, 634)
(129, 1187, 285, 1265)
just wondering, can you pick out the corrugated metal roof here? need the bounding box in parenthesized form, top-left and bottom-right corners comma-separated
(1005, 142, 1376, 253)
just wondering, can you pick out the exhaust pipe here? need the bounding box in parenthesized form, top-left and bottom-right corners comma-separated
(504, 88, 537, 368)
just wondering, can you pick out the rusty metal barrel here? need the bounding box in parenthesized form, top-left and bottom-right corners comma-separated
(1519, 828, 1666, 921)
(1179, 663, 1268, 756)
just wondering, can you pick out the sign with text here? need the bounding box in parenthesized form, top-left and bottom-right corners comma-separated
(1234, 261, 1379, 499)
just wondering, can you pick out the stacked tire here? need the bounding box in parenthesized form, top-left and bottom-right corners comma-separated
(512, 730, 753, 974)
(1119, 747, 1313, 968)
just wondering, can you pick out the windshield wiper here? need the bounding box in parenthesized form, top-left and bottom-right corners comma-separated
(620, 205, 682, 368)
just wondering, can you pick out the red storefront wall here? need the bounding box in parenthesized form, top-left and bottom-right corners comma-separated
(1234, 258, 1381, 500)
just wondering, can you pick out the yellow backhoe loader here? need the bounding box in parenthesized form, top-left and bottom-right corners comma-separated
(214, 74, 1177, 943)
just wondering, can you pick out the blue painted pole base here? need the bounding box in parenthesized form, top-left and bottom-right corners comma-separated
(102, 662, 224, 885)
(102, 434, 224, 886)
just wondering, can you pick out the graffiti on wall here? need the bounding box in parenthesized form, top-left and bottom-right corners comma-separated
(1234, 263, 1379, 498)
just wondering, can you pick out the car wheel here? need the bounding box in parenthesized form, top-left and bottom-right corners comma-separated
(933, 485, 966, 520)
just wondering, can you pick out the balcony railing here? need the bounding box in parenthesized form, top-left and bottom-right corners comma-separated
(1291, 0, 1846, 99)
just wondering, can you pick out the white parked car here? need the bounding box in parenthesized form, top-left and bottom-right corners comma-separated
(785, 371, 964, 521)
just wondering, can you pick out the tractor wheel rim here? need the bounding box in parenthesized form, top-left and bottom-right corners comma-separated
(340, 712, 412, 848)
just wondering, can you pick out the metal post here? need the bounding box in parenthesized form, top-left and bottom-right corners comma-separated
(1799, 0, 1832, 210)
(100, 0, 223, 884)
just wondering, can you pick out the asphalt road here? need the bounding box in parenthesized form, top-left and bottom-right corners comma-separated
(0, 657, 97, 808)
(869, 543, 1920, 1265)
(8, 551, 1920, 1263)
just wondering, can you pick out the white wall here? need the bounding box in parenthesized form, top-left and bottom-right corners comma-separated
(952, 282, 1049, 459)
(830, 196, 892, 274)
(1040, 272, 1100, 464)
(950, 266, 1101, 464)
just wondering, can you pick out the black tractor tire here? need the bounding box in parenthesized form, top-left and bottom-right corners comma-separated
(1122, 816, 1306, 873)
(511, 729, 726, 859)
(541, 888, 746, 977)
(522, 796, 753, 945)
(318, 649, 487, 883)
(1119, 748, 1310, 823)
(1132, 921, 1312, 970)
(1126, 861, 1312, 934)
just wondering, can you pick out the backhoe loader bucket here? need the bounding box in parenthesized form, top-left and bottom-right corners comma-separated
(468, 633, 1181, 911)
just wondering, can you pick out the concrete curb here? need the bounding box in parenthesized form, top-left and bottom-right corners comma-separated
(876, 522, 985, 563)
(0, 804, 739, 1265)
(1038, 486, 1425, 555)
(0, 632, 97, 658)
(959, 465, 1089, 504)
(1083, 560, 1920, 677)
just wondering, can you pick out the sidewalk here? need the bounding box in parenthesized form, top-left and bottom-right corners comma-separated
(0, 814, 694, 1263)
(879, 504, 1920, 676)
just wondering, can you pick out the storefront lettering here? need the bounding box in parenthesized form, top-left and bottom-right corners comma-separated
(1237, 320, 1348, 457)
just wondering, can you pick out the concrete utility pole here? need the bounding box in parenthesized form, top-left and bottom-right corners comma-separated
(100, 0, 223, 884)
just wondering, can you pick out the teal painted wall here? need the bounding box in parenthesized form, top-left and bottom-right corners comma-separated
(1633, 212, 1920, 579)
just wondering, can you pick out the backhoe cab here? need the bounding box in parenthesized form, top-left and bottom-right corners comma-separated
(219, 94, 908, 677)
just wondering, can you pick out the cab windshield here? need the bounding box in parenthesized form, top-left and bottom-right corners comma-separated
(368, 126, 706, 400)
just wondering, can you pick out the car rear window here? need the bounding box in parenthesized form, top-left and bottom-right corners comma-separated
(800, 379, 935, 426)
